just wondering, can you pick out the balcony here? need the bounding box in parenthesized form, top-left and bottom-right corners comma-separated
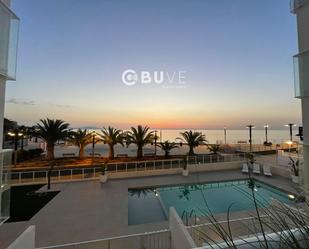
(290, 0, 309, 13)
(0, 149, 12, 225)
(0, 1, 19, 81)
(293, 50, 309, 98)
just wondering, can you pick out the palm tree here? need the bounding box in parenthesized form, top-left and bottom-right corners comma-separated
(178, 130, 207, 156)
(99, 126, 124, 159)
(126, 125, 154, 158)
(207, 144, 221, 155)
(158, 140, 178, 157)
(69, 129, 92, 159)
(35, 118, 70, 160)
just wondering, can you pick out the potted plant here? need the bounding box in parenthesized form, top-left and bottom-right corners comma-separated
(289, 157, 299, 183)
(182, 155, 189, 176)
(100, 163, 108, 183)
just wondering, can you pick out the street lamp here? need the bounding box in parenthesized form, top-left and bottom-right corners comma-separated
(8, 130, 23, 166)
(285, 123, 296, 142)
(154, 130, 158, 156)
(223, 127, 227, 144)
(246, 125, 255, 153)
(264, 124, 269, 144)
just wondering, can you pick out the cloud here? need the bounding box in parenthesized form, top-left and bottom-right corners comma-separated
(6, 98, 36, 106)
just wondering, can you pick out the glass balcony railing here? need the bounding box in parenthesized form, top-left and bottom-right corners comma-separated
(293, 50, 309, 98)
(0, 1, 19, 81)
(0, 149, 12, 225)
(290, 0, 309, 13)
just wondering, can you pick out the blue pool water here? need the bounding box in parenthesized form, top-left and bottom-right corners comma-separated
(128, 180, 294, 225)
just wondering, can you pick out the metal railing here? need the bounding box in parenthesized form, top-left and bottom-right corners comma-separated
(37, 229, 171, 249)
(187, 215, 270, 247)
(10, 154, 244, 185)
(187, 153, 244, 164)
(0, 149, 13, 225)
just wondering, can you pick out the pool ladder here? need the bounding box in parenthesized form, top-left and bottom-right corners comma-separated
(181, 209, 197, 226)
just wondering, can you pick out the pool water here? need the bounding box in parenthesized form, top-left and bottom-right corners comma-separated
(128, 180, 294, 225)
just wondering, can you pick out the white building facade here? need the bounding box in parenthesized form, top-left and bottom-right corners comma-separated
(0, 0, 18, 224)
(292, 0, 309, 197)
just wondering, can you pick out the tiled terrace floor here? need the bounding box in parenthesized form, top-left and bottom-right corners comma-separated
(0, 169, 300, 248)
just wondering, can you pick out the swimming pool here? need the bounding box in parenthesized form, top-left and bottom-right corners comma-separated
(128, 179, 294, 225)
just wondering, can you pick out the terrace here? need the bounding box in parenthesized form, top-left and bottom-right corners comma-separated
(0, 153, 301, 249)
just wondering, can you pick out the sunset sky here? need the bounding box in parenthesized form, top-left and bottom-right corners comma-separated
(5, 0, 301, 129)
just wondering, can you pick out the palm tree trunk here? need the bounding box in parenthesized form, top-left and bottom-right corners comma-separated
(79, 146, 84, 159)
(109, 145, 114, 159)
(189, 146, 194, 156)
(165, 150, 169, 157)
(47, 163, 54, 190)
(137, 146, 143, 158)
(47, 144, 54, 160)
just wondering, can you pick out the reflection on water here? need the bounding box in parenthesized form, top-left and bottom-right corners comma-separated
(128, 188, 154, 198)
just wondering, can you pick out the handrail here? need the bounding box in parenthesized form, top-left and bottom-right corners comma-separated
(187, 214, 269, 228)
(9, 154, 245, 185)
(37, 229, 170, 249)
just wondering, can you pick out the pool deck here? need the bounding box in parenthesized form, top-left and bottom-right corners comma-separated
(0, 169, 300, 248)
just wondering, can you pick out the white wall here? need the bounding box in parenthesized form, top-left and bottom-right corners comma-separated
(295, 1, 309, 197)
(0, 77, 5, 150)
(7, 226, 35, 249)
(169, 207, 196, 249)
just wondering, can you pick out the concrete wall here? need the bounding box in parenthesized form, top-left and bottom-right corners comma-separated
(107, 168, 181, 179)
(106, 161, 243, 180)
(296, 1, 309, 52)
(7, 226, 35, 249)
(188, 161, 242, 173)
(169, 207, 196, 249)
(0, 78, 5, 150)
(294, 1, 309, 196)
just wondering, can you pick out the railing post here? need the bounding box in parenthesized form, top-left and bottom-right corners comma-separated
(135, 162, 137, 171)
(93, 168, 95, 178)
(210, 155, 212, 163)
(32, 171, 35, 182)
(116, 163, 118, 172)
(19, 172, 21, 183)
(58, 170, 60, 181)
(126, 162, 128, 172)
(82, 168, 84, 179)
(70, 169, 73, 180)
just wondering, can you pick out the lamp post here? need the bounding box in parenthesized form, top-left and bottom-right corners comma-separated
(285, 123, 296, 142)
(223, 127, 227, 144)
(246, 125, 255, 153)
(264, 124, 269, 144)
(154, 130, 158, 156)
(8, 131, 23, 166)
